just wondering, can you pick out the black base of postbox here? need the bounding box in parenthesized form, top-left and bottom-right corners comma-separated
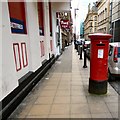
(89, 78, 107, 94)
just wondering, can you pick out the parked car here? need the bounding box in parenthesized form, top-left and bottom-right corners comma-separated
(74, 39, 82, 50)
(83, 41, 91, 59)
(86, 47, 91, 59)
(83, 40, 91, 50)
(108, 42, 120, 81)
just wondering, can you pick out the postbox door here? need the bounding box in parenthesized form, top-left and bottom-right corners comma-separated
(90, 42, 109, 80)
(96, 43, 109, 80)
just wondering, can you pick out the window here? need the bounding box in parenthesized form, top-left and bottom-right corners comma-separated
(90, 16, 92, 20)
(109, 45, 113, 56)
(98, 15, 99, 22)
(90, 28, 92, 32)
(49, 2, 52, 36)
(38, 2, 44, 36)
(114, 20, 120, 42)
(90, 22, 92, 26)
(40, 41, 45, 57)
(105, 8, 107, 19)
(104, 27, 106, 33)
(103, 10, 104, 20)
(21, 43, 28, 67)
(13, 43, 22, 71)
(94, 16, 97, 21)
(95, 27, 97, 32)
(118, 47, 120, 58)
(95, 22, 97, 26)
(50, 40, 53, 51)
(8, 2, 27, 34)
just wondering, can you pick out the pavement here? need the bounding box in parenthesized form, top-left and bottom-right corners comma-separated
(109, 81, 120, 95)
(9, 43, 119, 119)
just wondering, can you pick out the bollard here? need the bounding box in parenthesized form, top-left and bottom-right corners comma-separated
(77, 44, 79, 52)
(75, 43, 78, 50)
(80, 45, 82, 59)
(83, 49, 87, 68)
(74, 40, 76, 49)
(78, 45, 80, 55)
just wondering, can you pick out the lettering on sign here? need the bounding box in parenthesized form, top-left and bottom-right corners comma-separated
(11, 22, 23, 30)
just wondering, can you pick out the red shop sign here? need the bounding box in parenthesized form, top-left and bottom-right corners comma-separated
(60, 19, 70, 29)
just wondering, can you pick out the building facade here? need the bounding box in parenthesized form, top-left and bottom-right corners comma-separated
(109, 0, 120, 42)
(96, 0, 110, 33)
(84, 3, 98, 40)
(80, 22, 84, 38)
(1, 1, 71, 118)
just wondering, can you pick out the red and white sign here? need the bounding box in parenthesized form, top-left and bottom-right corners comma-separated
(60, 19, 70, 29)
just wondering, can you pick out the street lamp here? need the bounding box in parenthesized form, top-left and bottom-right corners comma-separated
(74, 8, 79, 18)
(74, 8, 79, 41)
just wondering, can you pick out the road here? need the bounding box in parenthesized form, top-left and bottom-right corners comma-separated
(109, 80, 120, 95)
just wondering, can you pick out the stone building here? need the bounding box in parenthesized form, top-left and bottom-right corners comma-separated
(109, 0, 120, 42)
(80, 22, 84, 38)
(96, 0, 110, 33)
(84, 3, 98, 40)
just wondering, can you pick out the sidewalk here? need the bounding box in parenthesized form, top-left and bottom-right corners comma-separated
(9, 44, 118, 119)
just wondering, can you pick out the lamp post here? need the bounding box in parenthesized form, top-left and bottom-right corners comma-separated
(74, 8, 79, 41)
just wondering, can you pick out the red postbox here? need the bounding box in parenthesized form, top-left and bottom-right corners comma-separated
(88, 33, 112, 94)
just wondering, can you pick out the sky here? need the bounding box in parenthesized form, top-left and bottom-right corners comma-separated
(71, 0, 97, 36)
(71, 0, 97, 21)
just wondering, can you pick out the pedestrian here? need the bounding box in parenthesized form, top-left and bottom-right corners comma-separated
(65, 40, 67, 47)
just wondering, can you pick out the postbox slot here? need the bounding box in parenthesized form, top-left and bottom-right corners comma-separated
(97, 44, 105, 46)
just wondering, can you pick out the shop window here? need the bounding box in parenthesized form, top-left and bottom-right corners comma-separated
(40, 41, 45, 57)
(38, 2, 44, 36)
(50, 40, 53, 51)
(8, 2, 27, 34)
(13, 43, 22, 71)
(49, 2, 52, 36)
(21, 43, 28, 67)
